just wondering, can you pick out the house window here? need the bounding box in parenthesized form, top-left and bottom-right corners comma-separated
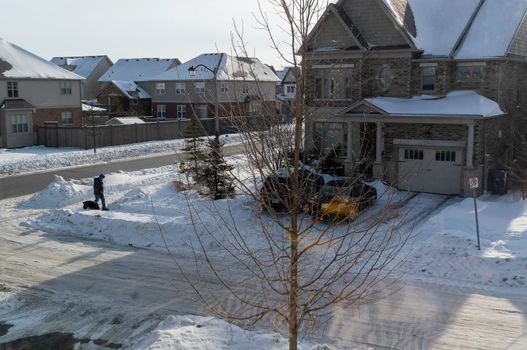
(314, 69, 353, 99)
(196, 105, 208, 118)
(285, 84, 296, 94)
(176, 83, 186, 95)
(421, 67, 436, 91)
(60, 81, 72, 95)
(220, 82, 228, 93)
(435, 150, 456, 162)
(61, 111, 73, 125)
(313, 122, 347, 157)
(194, 82, 205, 94)
(7, 82, 18, 98)
(177, 105, 187, 119)
(404, 149, 424, 160)
(249, 101, 261, 114)
(131, 98, 138, 105)
(242, 83, 249, 94)
(156, 83, 166, 95)
(456, 65, 485, 82)
(10, 115, 28, 133)
(157, 104, 166, 119)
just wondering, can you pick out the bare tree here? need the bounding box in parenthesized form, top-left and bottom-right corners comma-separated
(162, 2, 410, 350)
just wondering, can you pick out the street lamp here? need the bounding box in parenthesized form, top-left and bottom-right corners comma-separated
(188, 64, 220, 141)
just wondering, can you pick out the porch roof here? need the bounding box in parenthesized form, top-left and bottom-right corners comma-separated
(352, 91, 505, 119)
(0, 99, 35, 110)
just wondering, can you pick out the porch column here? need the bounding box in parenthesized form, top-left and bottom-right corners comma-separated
(466, 122, 475, 168)
(347, 122, 353, 162)
(375, 121, 383, 164)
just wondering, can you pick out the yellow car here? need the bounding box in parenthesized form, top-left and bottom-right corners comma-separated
(318, 180, 377, 222)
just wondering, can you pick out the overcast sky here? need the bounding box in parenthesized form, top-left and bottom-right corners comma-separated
(0, 0, 292, 69)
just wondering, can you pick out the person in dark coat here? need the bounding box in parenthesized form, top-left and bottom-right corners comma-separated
(93, 174, 108, 210)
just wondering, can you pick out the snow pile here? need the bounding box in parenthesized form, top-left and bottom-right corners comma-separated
(22, 175, 90, 209)
(0, 134, 242, 177)
(130, 315, 336, 350)
(405, 196, 527, 288)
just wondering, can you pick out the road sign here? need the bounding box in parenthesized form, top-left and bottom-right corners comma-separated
(469, 177, 479, 189)
(470, 177, 481, 250)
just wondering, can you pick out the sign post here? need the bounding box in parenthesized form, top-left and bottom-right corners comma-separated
(469, 177, 481, 250)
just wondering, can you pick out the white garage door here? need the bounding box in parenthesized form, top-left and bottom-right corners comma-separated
(397, 147, 464, 195)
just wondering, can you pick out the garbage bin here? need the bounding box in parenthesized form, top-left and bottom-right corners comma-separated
(490, 169, 508, 195)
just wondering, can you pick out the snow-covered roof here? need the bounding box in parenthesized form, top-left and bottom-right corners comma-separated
(98, 58, 179, 82)
(51, 56, 110, 78)
(150, 53, 279, 82)
(82, 103, 106, 112)
(0, 38, 83, 80)
(105, 117, 145, 125)
(455, 0, 527, 59)
(364, 91, 505, 118)
(383, 0, 527, 58)
(112, 80, 151, 99)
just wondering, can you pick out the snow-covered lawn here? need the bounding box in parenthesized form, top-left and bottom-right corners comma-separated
(0, 134, 242, 177)
(3, 155, 526, 348)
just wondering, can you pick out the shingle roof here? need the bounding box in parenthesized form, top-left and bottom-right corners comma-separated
(382, 0, 527, 58)
(0, 38, 83, 80)
(111, 80, 151, 99)
(51, 56, 111, 78)
(0, 99, 35, 110)
(151, 53, 279, 82)
(98, 58, 180, 82)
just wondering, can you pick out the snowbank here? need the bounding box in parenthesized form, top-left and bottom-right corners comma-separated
(22, 175, 90, 209)
(130, 315, 336, 350)
(0, 134, 242, 177)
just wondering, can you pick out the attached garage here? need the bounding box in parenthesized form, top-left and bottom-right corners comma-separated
(396, 142, 465, 195)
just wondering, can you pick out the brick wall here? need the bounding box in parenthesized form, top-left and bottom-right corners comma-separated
(34, 108, 82, 127)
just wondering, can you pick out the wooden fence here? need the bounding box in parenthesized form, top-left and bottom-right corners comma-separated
(36, 116, 270, 149)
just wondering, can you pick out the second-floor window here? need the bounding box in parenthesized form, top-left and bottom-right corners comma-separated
(156, 83, 166, 95)
(421, 67, 436, 91)
(7, 81, 18, 98)
(220, 82, 228, 93)
(456, 65, 485, 82)
(242, 83, 249, 94)
(176, 83, 186, 95)
(10, 115, 28, 133)
(313, 68, 353, 100)
(60, 81, 72, 95)
(157, 104, 166, 118)
(61, 111, 73, 124)
(177, 105, 187, 119)
(285, 84, 296, 94)
(194, 82, 205, 94)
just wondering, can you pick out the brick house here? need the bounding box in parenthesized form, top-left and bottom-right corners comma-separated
(97, 58, 180, 116)
(51, 55, 113, 100)
(97, 80, 151, 117)
(303, 0, 527, 196)
(141, 53, 279, 120)
(0, 38, 83, 148)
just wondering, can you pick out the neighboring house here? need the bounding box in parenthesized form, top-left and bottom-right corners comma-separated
(97, 80, 151, 116)
(97, 58, 180, 116)
(141, 53, 279, 120)
(0, 38, 83, 148)
(51, 55, 113, 100)
(276, 67, 299, 117)
(302, 0, 527, 196)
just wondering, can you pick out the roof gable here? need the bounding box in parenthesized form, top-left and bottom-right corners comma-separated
(0, 38, 83, 80)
